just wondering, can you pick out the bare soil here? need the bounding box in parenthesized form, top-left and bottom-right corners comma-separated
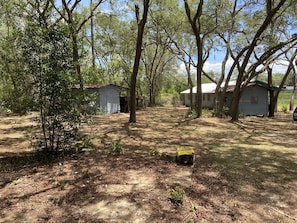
(1, 107, 297, 223)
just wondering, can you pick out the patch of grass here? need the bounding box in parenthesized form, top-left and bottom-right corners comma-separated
(168, 186, 185, 206)
(58, 180, 67, 190)
(278, 91, 297, 111)
(82, 169, 90, 179)
(110, 141, 122, 154)
(149, 148, 161, 156)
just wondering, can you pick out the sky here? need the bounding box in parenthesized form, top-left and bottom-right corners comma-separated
(202, 58, 290, 74)
(178, 57, 291, 78)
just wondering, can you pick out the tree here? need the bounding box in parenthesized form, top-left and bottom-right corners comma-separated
(214, 0, 244, 117)
(141, 7, 177, 106)
(289, 54, 297, 111)
(22, 2, 81, 153)
(158, 1, 196, 109)
(129, 0, 150, 123)
(184, 0, 217, 118)
(0, 0, 33, 114)
(51, 0, 105, 93)
(229, 0, 296, 121)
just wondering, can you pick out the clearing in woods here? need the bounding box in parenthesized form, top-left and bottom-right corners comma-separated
(0, 107, 297, 222)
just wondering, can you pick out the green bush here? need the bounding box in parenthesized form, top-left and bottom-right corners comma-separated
(281, 105, 288, 113)
(185, 109, 197, 118)
(149, 148, 161, 156)
(168, 186, 185, 206)
(110, 141, 122, 154)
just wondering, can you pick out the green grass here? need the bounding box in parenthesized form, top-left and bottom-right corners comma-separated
(277, 90, 297, 111)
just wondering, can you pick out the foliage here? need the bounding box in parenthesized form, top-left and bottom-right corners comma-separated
(168, 186, 185, 206)
(22, 16, 82, 154)
(74, 135, 94, 152)
(185, 108, 197, 118)
(149, 148, 161, 156)
(281, 105, 288, 113)
(110, 140, 123, 154)
(0, 1, 34, 114)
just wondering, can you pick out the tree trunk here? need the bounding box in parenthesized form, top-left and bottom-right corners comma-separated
(267, 67, 275, 117)
(186, 63, 194, 110)
(230, 76, 243, 121)
(214, 48, 229, 117)
(195, 60, 203, 118)
(289, 67, 296, 111)
(129, 0, 149, 123)
(272, 49, 297, 112)
(90, 0, 96, 69)
(71, 31, 83, 91)
(184, 0, 204, 118)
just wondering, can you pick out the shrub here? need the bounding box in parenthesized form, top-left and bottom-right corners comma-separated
(110, 141, 122, 154)
(185, 109, 197, 118)
(281, 105, 288, 113)
(22, 20, 82, 154)
(168, 186, 185, 206)
(149, 148, 162, 156)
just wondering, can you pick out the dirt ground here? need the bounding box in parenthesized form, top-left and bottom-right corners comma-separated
(0, 107, 297, 223)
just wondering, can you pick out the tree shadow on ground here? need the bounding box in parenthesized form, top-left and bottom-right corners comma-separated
(37, 151, 188, 223)
(190, 145, 297, 222)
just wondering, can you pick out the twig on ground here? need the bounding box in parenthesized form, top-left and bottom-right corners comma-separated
(269, 206, 297, 221)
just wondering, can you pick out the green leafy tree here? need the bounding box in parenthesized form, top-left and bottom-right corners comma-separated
(22, 8, 81, 153)
(184, 0, 218, 118)
(0, 0, 33, 114)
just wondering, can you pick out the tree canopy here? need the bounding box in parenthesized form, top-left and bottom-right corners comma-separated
(0, 0, 296, 122)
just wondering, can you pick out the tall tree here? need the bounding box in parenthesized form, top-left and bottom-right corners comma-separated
(184, 0, 204, 118)
(184, 0, 217, 118)
(51, 0, 105, 92)
(129, 0, 150, 123)
(229, 0, 293, 121)
(0, 0, 33, 114)
(141, 6, 177, 106)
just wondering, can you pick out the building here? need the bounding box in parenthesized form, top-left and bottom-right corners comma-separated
(180, 80, 278, 116)
(72, 84, 128, 114)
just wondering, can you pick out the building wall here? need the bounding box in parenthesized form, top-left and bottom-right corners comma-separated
(181, 85, 269, 116)
(238, 85, 268, 116)
(181, 93, 214, 109)
(98, 85, 121, 114)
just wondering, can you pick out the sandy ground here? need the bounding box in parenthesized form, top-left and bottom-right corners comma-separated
(1, 107, 297, 222)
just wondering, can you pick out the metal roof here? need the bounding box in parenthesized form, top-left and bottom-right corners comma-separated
(180, 81, 237, 94)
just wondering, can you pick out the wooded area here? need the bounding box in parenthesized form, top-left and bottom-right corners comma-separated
(1, 1, 297, 221)
(0, 0, 296, 120)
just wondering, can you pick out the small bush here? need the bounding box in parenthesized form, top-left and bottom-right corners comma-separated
(149, 148, 161, 156)
(110, 141, 122, 154)
(58, 181, 67, 190)
(202, 109, 212, 117)
(281, 105, 288, 113)
(185, 109, 197, 118)
(168, 186, 185, 206)
(82, 170, 90, 179)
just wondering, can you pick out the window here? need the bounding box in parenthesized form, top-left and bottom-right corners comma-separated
(251, 96, 258, 104)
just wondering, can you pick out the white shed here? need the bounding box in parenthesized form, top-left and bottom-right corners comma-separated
(73, 84, 128, 114)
